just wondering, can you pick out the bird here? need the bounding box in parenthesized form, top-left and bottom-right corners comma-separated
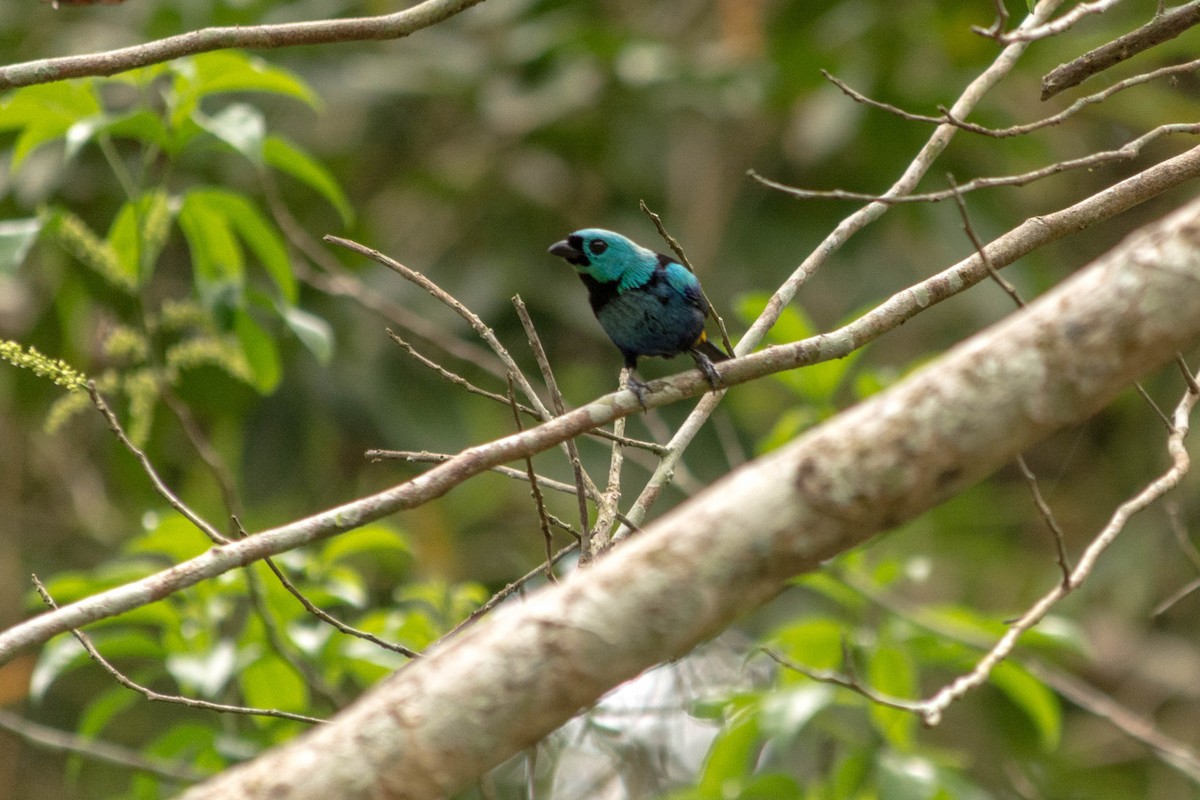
(547, 228, 730, 405)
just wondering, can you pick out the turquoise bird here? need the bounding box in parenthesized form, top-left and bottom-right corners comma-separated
(548, 228, 730, 404)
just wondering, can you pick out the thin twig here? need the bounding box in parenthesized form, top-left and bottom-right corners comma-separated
(87, 382, 227, 544)
(507, 376, 558, 582)
(513, 296, 593, 540)
(325, 236, 551, 420)
(949, 180, 1072, 583)
(260, 554, 419, 657)
(368, 449, 590, 498)
(0, 707, 206, 783)
(826, 60, 1200, 140)
(0, 0, 490, 90)
(639, 200, 735, 358)
(1042, 0, 1200, 99)
(749, 124, 1200, 205)
(918, 377, 1199, 725)
(761, 648, 925, 713)
(33, 575, 323, 725)
(947, 174, 1025, 307)
(442, 543, 579, 639)
(988, 0, 1122, 44)
(1016, 455, 1073, 582)
(386, 330, 664, 454)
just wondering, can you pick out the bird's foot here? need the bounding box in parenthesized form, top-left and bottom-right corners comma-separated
(691, 350, 724, 390)
(623, 371, 650, 410)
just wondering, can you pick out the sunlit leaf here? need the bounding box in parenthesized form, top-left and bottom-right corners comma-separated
(239, 654, 310, 713)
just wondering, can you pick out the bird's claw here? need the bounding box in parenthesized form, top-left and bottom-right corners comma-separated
(692, 351, 724, 390)
(624, 373, 650, 410)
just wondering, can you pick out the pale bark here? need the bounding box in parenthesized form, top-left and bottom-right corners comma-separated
(177, 199, 1200, 799)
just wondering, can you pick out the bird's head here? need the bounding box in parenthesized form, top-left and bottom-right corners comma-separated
(548, 228, 655, 286)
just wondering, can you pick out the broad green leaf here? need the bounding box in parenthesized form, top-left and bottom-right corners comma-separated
(766, 617, 845, 671)
(321, 523, 411, 564)
(0, 82, 101, 170)
(737, 773, 804, 799)
(190, 188, 295, 302)
(170, 52, 318, 128)
(234, 310, 281, 394)
(196, 103, 266, 163)
(239, 654, 310, 713)
(989, 661, 1061, 751)
(697, 705, 762, 794)
(127, 512, 213, 563)
(0, 217, 42, 273)
(758, 685, 834, 739)
(179, 190, 244, 286)
(166, 638, 237, 698)
(264, 135, 354, 225)
(283, 305, 335, 364)
(77, 686, 139, 740)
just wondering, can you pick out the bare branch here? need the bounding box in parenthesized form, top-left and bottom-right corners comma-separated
(990, 0, 1122, 44)
(506, 376, 558, 582)
(0, 0, 488, 90)
(1042, 0, 1200, 99)
(33, 575, 324, 725)
(0, 707, 206, 783)
(260, 554, 420, 658)
(88, 382, 228, 545)
(918, 374, 1199, 725)
(750, 124, 1200, 204)
(178, 196, 1200, 800)
(513, 297, 593, 541)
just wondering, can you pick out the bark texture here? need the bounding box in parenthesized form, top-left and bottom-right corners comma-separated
(179, 198, 1200, 799)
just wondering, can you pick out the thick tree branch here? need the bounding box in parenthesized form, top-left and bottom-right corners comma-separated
(1, 146, 1198, 670)
(0, 0, 487, 90)
(176, 197, 1200, 800)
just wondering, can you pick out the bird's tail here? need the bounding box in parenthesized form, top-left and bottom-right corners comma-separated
(693, 334, 731, 362)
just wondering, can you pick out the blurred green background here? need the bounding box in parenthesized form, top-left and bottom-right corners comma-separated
(1, 0, 1199, 798)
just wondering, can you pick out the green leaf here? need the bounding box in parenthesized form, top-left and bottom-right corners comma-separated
(196, 103, 266, 163)
(758, 685, 834, 739)
(867, 646, 917, 748)
(0, 217, 42, 274)
(234, 310, 282, 394)
(127, 512, 213, 563)
(321, 523, 410, 564)
(0, 82, 101, 171)
(166, 639, 237, 698)
(239, 654, 310, 713)
(169, 52, 319, 128)
(29, 635, 86, 701)
(876, 751, 940, 800)
(766, 617, 845, 671)
(77, 686, 139, 740)
(697, 705, 762, 794)
(989, 661, 1061, 751)
(190, 188, 295, 302)
(179, 190, 245, 286)
(264, 135, 354, 225)
(107, 191, 172, 288)
(282, 305, 335, 365)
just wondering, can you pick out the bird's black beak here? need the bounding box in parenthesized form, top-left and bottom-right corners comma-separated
(548, 237, 588, 266)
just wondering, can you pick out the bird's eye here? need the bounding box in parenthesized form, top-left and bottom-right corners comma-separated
(589, 239, 608, 255)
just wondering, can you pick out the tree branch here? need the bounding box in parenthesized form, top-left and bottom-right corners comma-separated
(0, 0, 488, 90)
(175, 195, 1200, 800)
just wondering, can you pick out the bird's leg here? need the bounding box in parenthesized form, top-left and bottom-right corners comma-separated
(689, 348, 723, 390)
(620, 366, 649, 410)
